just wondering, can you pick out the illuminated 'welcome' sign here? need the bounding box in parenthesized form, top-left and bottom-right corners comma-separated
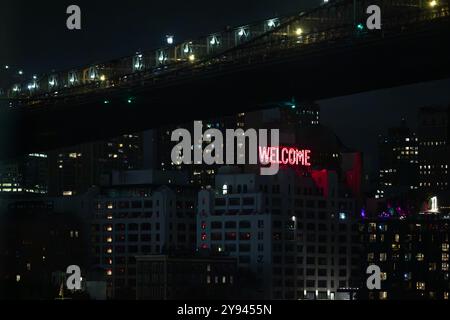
(259, 146, 311, 166)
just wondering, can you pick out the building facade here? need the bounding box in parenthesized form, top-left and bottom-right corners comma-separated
(197, 166, 361, 299)
(377, 119, 419, 199)
(90, 170, 197, 298)
(418, 106, 450, 193)
(136, 254, 237, 300)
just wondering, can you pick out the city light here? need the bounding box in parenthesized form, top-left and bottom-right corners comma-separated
(238, 28, 247, 37)
(166, 35, 174, 45)
(4, 65, 9, 70)
(100, 75, 106, 81)
(295, 28, 303, 36)
(18, 70, 23, 75)
(188, 54, 195, 62)
(356, 23, 364, 31)
(429, 0, 438, 7)
(430, 196, 439, 212)
(267, 19, 277, 29)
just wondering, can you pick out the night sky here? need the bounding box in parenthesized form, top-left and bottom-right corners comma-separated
(1, 0, 450, 172)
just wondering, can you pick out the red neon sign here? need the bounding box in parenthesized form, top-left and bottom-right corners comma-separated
(258, 146, 311, 166)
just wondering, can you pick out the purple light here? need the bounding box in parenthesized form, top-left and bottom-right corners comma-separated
(360, 208, 366, 218)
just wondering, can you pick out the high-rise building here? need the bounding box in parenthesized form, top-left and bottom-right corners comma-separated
(90, 170, 197, 299)
(197, 166, 361, 300)
(418, 106, 450, 193)
(0, 153, 48, 195)
(48, 133, 143, 196)
(376, 119, 419, 199)
(144, 113, 246, 187)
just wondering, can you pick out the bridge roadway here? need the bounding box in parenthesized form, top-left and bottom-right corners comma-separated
(1, 14, 450, 160)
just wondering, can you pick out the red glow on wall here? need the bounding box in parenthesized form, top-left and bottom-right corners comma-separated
(311, 169, 329, 197)
(258, 146, 311, 166)
(344, 152, 362, 197)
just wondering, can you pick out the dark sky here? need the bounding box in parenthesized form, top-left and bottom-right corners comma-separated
(1, 0, 450, 172)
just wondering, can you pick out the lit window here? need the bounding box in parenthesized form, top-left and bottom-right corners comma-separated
(379, 291, 388, 300)
(222, 184, 228, 195)
(380, 253, 387, 262)
(416, 282, 426, 290)
(416, 253, 424, 261)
